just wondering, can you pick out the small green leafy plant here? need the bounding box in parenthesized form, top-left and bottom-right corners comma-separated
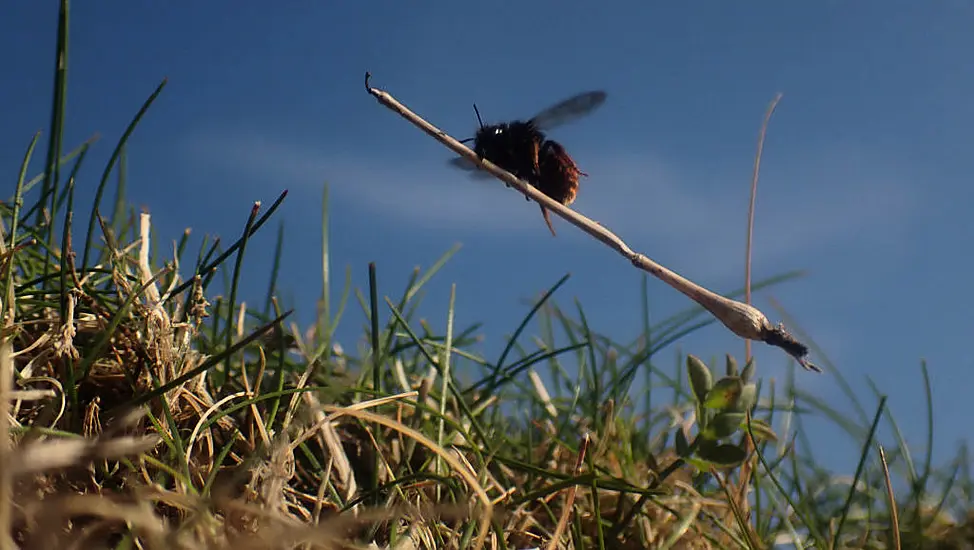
(679, 354, 777, 470)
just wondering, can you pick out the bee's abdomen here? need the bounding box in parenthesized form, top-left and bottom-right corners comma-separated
(537, 140, 583, 206)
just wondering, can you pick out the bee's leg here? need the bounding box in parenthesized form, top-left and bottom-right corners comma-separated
(529, 141, 542, 202)
(539, 204, 557, 237)
(531, 140, 541, 175)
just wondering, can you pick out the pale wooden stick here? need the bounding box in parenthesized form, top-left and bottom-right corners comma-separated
(364, 72, 819, 372)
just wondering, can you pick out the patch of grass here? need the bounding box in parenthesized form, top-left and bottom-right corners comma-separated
(1, 2, 972, 549)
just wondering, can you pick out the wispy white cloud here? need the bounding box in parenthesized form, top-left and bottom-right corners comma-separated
(183, 130, 547, 231)
(184, 130, 922, 278)
(580, 146, 919, 274)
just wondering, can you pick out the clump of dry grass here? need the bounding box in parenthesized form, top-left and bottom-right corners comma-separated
(2, 186, 973, 549)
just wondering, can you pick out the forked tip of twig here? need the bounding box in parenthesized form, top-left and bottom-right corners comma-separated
(762, 323, 821, 373)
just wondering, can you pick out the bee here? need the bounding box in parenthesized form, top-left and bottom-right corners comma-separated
(449, 90, 607, 236)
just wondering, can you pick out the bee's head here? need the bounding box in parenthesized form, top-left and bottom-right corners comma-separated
(470, 123, 510, 157)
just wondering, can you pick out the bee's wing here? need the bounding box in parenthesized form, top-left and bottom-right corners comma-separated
(529, 91, 607, 131)
(447, 157, 493, 179)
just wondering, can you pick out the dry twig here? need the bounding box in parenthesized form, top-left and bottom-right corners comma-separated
(879, 445, 901, 550)
(736, 92, 786, 525)
(364, 72, 820, 372)
(546, 432, 590, 550)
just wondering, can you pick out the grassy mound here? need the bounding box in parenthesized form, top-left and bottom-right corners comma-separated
(1, 3, 971, 549)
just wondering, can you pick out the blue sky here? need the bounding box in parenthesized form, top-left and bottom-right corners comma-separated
(3, 2, 974, 478)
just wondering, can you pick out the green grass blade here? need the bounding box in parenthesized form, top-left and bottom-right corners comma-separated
(368, 261, 383, 503)
(317, 183, 331, 344)
(495, 272, 571, 373)
(110, 144, 128, 238)
(167, 189, 288, 300)
(834, 395, 888, 545)
(6, 134, 40, 294)
(221, 202, 261, 384)
(81, 78, 168, 269)
(263, 220, 285, 317)
(37, 0, 70, 237)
